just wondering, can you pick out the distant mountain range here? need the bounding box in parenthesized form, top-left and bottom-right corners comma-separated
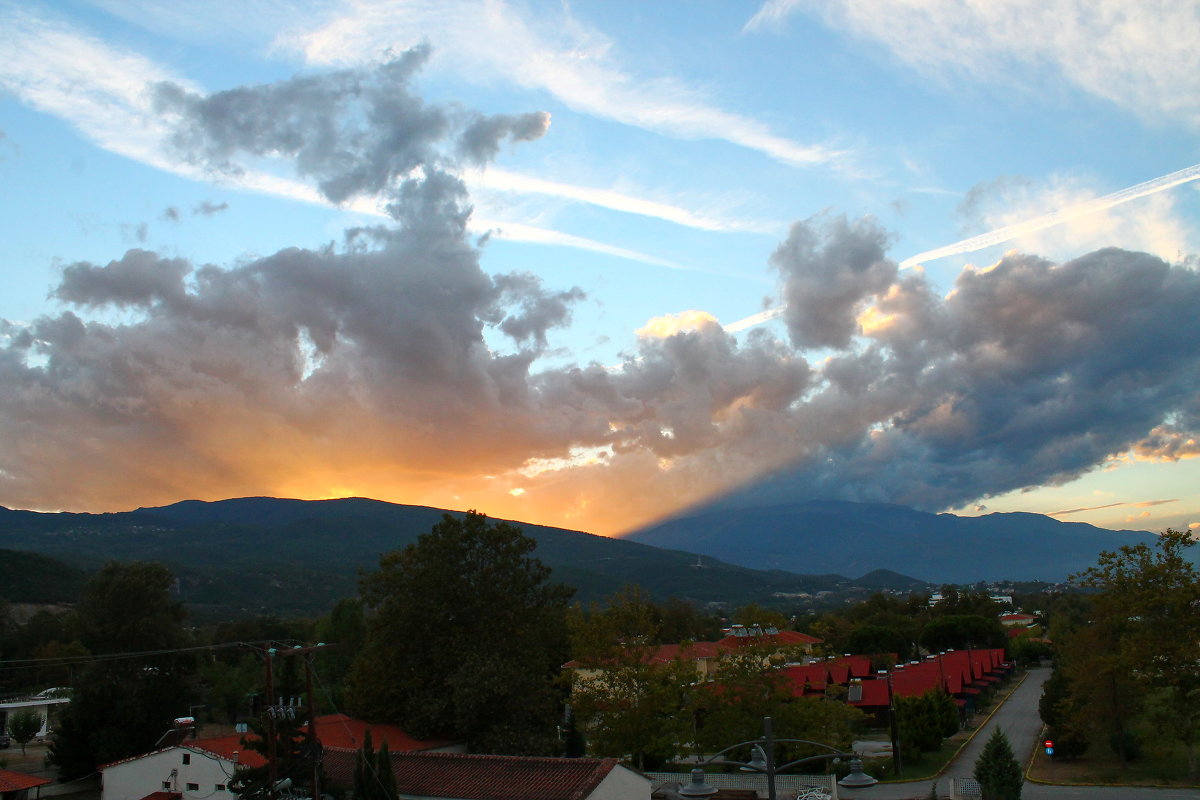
(625, 499, 1167, 583)
(0, 497, 1167, 618)
(0, 498, 875, 618)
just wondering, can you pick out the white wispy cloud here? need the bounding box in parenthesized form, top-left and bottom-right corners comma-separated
(0, 4, 192, 166)
(285, 0, 845, 168)
(743, 0, 1200, 127)
(469, 168, 778, 234)
(901, 163, 1200, 268)
(0, 4, 712, 272)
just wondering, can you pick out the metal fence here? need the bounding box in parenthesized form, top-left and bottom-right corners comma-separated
(950, 777, 981, 799)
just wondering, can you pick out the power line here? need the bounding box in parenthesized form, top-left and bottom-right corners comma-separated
(0, 639, 302, 673)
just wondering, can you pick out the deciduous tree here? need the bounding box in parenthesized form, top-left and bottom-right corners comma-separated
(1069, 529, 1200, 776)
(7, 710, 41, 754)
(347, 512, 573, 754)
(47, 562, 195, 779)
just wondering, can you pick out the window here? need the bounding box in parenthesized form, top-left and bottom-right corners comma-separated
(182, 754, 191, 765)
(216, 786, 226, 792)
(162, 782, 171, 790)
(187, 783, 200, 792)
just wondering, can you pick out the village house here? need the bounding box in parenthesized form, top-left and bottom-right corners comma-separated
(100, 714, 460, 800)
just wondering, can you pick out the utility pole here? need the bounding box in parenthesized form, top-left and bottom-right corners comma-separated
(259, 643, 333, 800)
(887, 669, 902, 776)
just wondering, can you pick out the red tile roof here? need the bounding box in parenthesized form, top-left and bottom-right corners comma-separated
(310, 713, 452, 752)
(321, 749, 623, 800)
(188, 734, 267, 768)
(846, 680, 891, 708)
(0, 770, 53, 792)
(187, 714, 448, 768)
(780, 664, 829, 695)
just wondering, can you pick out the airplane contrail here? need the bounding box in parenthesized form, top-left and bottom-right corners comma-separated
(899, 162, 1200, 269)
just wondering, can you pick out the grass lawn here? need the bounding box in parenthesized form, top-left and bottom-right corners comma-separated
(869, 740, 961, 782)
(1028, 742, 1200, 787)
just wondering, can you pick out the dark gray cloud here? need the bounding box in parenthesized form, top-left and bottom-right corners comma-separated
(771, 213, 897, 349)
(457, 111, 552, 165)
(162, 206, 181, 222)
(54, 249, 190, 309)
(193, 201, 228, 216)
(152, 45, 548, 208)
(700, 237, 1200, 517)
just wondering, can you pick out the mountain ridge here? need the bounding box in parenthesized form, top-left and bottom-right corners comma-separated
(624, 498, 1166, 583)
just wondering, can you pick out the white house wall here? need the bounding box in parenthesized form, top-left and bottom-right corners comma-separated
(102, 747, 239, 800)
(587, 766, 651, 800)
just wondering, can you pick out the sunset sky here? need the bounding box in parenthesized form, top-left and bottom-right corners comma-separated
(1, 0, 1198, 537)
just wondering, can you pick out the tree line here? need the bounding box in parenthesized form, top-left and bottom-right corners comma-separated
(1, 509, 1058, 788)
(1038, 528, 1200, 780)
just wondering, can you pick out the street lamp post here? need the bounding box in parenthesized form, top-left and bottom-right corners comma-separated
(677, 716, 876, 800)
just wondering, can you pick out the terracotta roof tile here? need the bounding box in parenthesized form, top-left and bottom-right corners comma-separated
(0, 770, 53, 792)
(138, 792, 182, 800)
(323, 750, 622, 800)
(164, 714, 445, 772)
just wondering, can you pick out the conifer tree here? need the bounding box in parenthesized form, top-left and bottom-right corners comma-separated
(375, 742, 398, 800)
(973, 728, 1022, 800)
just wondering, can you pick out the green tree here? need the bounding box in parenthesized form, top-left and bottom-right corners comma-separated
(1070, 529, 1200, 776)
(352, 729, 375, 800)
(47, 562, 195, 779)
(845, 625, 910, 658)
(229, 713, 321, 800)
(932, 587, 1000, 618)
(347, 512, 573, 754)
(730, 603, 789, 630)
(7, 710, 42, 754)
(568, 587, 695, 768)
(1056, 620, 1142, 765)
(658, 597, 721, 643)
(973, 728, 1022, 800)
(920, 615, 1005, 651)
(314, 598, 367, 710)
(199, 652, 261, 724)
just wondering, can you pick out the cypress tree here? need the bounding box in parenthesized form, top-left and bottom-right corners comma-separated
(353, 730, 375, 800)
(376, 741, 398, 800)
(974, 728, 1022, 800)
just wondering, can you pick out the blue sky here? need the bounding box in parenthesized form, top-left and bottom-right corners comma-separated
(1, 0, 1198, 538)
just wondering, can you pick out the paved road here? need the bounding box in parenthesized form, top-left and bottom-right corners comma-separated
(838, 667, 1200, 800)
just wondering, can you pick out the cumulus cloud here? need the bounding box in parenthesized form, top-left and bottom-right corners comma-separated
(2, 49, 1199, 535)
(771, 213, 896, 350)
(695, 239, 1200, 520)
